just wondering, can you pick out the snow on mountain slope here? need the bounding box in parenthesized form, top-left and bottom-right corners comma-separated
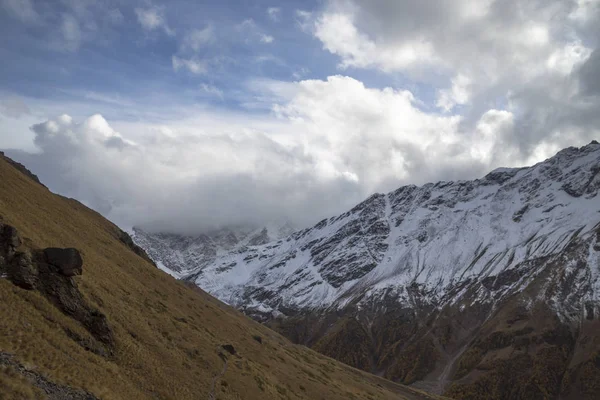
(132, 223, 294, 277)
(172, 142, 600, 315)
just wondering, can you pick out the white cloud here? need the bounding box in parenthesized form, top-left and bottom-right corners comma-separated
(81, 91, 135, 107)
(569, 0, 600, 25)
(106, 8, 124, 25)
(292, 67, 310, 80)
(199, 84, 224, 99)
(2, 0, 598, 238)
(2, 0, 39, 23)
(267, 7, 281, 21)
(8, 1, 127, 52)
(58, 14, 82, 52)
(471, 109, 515, 165)
(295, 10, 313, 31)
(0, 97, 31, 118)
(181, 26, 214, 51)
(436, 74, 472, 112)
(260, 34, 274, 43)
(172, 56, 208, 75)
(314, 12, 439, 72)
(236, 18, 256, 31)
(10, 75, 586, 235)
(304, 0, 600, 158)
(236, 18, 275, 45)
(546, 41, 592, 76)
(309, 1, 593, 112)
(135, 5, 174, 36)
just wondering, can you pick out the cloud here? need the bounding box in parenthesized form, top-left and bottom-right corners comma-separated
(0, 97, 31, 118)
(81, 92, 135, 107)
(199, 84, 224, 99)
(57, 14, 82, 52)
(310, 1, 595, 87)
(436, 74, 472, 112)
(295, 10, 313, 31)
(135, 5, 174, 36)
(260, 34, 274, 44)
(9, 74, 592, 235)
(579, 49, 600, 96)
(3, 0, 123, 52)
(267, 7, 281, 21)
(3, 0, 600, 237)
(106, 8, 124, 25)
(236, 18, 274, 44)
(181, 26, 214, 51)
(306, 0, 600, 157)
(172, 56, 208, 74)
(2, 0, 40, 23)
(292, 67, 310, 80)
(313, 12, 438, 72)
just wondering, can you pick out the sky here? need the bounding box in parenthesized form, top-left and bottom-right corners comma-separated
(0, 0, 599, 234)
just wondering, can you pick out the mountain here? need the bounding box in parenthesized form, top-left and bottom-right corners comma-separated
(132, 224, 295, 278)
(137, 142, 600, 399)
(0, 152, 439, 399)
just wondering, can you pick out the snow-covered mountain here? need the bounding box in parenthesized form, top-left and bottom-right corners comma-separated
(132, 223, 295, 278)
(135, 142, 600, 399)
(159, 142, 600, 314)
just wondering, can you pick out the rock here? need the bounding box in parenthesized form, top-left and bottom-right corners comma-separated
(44, 248, 83, 277)
(36, 263, 114, 351)
(221, 344, 237, 355)
(252, 335, 263, 344)
(85, 310, 114, 345)
(7, 251, 38, 290)
(1, 224, 21, 249)
(1, 224, 21, 259)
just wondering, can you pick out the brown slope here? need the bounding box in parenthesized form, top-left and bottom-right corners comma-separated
(0, 154, 442, 400)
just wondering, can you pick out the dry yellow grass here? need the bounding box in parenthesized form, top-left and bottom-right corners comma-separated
(0, 155, 441, 400)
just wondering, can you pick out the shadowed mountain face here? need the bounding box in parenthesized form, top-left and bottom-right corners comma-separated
(0, 152, 439, 399)
(137, 142, 600, 399)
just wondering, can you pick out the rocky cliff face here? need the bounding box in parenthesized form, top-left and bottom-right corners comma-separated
(136, 142, 600, 399)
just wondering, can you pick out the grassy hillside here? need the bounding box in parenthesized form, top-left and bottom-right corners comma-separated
(0, 154, 440, 400)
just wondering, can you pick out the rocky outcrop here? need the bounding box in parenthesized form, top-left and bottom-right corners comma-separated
(44, 247, 83, 277)
(7, 251, 38, 289)
(0, 223, 21, 263)
(0, 221, 114, 355)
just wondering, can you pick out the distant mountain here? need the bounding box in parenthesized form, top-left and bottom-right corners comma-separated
(132, 223, 295, 277)
(137, 141, 600, 399)
(0, 149, 437, 399)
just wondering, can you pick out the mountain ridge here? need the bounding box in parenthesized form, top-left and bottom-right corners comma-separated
(180, 142, 600, 314)
(137, 141, 600, 399)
